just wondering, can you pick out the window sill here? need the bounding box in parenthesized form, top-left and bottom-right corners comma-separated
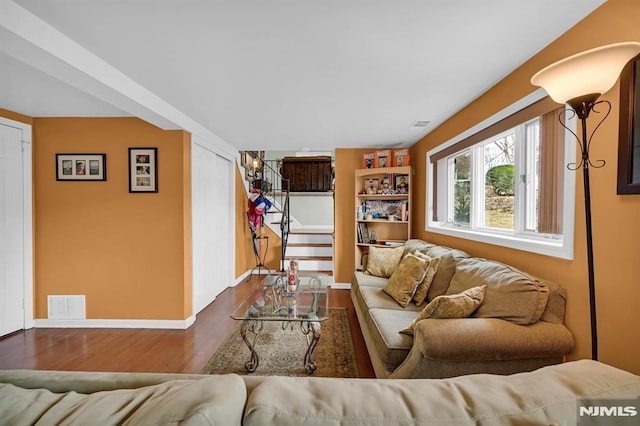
(426, 222, 574, 260)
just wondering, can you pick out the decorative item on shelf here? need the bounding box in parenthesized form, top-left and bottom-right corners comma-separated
(380, 176, 393, 194)
(531, 41, 640, 361)
(362, 152, 376, 168)
(375, 150, 391, 168)
(365, 178, 379, 194)
(370, 230, 377, 244)
(395, 174, 409, 193)
(393, 149, 410, 167)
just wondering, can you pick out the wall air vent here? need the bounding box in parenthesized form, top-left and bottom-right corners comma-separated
(410, 120, 431, 129)
(48, 295, 86, 320)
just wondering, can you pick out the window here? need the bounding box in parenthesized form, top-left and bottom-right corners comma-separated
(427, 90, 576, 259)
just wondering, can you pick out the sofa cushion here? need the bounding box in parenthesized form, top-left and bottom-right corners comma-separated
(383, 254, 429, 307)
(365, 246, 404, 278)
(401, 239, 436, 258)
(359, 286, 422, 312)
(411, 252, 441, 306)
(401, 285, 486, 335)
(425, 246, 470, 302)
(0, 374, 246, 426)
(367, 308, 417, 372)
(447, 258, 549, 325)
(243, 360, 640, 426)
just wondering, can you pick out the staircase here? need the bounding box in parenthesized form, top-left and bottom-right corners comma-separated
(241, 152, 334, 277)
(285, 230, 334, 274)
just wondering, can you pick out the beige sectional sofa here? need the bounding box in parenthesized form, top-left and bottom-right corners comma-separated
(1, 360, 640, 425)
(351, 239, 575, 379)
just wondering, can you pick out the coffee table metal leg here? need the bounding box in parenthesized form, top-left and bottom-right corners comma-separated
(240, 320, 263, 373)
(301, 321, 321, 374)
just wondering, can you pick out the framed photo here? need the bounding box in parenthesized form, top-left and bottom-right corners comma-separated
(56, 154, 106, 181)
(395, 174, 409, 193)
(129, 147, 158, 193)
(617, 53, 640, 194)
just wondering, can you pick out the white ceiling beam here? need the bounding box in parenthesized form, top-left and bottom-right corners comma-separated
(0, 0, 237, 159)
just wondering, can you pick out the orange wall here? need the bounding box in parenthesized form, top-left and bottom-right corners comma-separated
(411, 0, 640, 373)
(33, 117, 192, 320)
(334, 148, 370, 284)
(235, 164, 281, 278)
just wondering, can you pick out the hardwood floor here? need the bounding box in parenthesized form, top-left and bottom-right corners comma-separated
(0, 277, 375, 377)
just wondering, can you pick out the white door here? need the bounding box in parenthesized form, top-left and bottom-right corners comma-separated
(192, 141, 233, 315)
(0, 123, 24, 336)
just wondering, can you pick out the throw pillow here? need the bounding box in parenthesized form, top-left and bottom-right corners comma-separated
(411, 251, 441, 306)
(400, 285, 486, 335)
(383, 254, 429, 308)
(365, 246, 404, 278)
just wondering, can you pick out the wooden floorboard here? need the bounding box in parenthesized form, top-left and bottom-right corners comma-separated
(0, 277, 375, 378)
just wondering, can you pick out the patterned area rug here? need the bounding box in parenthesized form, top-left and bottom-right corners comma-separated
(201, 307, 359, 377)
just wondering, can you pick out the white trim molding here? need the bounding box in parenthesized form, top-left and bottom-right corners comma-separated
(34, 316, 196, 330)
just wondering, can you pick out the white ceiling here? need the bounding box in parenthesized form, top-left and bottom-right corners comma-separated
(1, 0, 605, 152)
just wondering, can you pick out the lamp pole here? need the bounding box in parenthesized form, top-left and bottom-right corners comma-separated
(566, 95, 606, 361)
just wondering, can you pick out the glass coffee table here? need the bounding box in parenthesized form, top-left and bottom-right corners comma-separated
(231, 274, 329, 374)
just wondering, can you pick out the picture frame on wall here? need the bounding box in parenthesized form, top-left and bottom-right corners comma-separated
(617, 53, 640, 194)
(56, 153, 106, 181)
(129, 147, 158, 193)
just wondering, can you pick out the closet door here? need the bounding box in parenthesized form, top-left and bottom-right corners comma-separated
(192, 141, 232, 315)
(0, 123, 24, 336)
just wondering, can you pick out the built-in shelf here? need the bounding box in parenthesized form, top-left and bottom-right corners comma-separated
(355, 166, 411, 270)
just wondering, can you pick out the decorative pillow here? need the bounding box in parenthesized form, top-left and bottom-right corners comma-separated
(400, 285, 486, 335)
(365, 246, 404, 278)
(411, 251, 441, 306)
(383, 254, 429, 307)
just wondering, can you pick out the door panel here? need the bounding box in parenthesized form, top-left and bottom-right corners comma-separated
(0, 124, 24, 336)
(192, 143, 232, 315)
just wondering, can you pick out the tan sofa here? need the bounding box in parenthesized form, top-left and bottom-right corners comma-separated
(1, 360, 640, 425)
(351, 239, 575, 379)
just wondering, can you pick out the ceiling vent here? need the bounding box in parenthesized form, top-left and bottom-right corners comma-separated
(410, 120, 431, 129)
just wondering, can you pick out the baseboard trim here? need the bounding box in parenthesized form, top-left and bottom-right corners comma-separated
(34, 315, 196, 330)
(331, 282, 351, 290)
(235, 269, 276, 285)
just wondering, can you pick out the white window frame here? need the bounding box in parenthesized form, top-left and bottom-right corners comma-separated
(426, 89, 576, 260)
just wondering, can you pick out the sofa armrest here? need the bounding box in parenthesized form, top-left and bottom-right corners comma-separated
(413, 318, 574, 362)
(388, 318, 574, 379)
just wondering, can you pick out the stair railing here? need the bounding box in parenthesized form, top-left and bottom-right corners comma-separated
(252, 157, 290, 271)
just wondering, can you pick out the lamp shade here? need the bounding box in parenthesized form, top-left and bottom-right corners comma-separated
(531, 41, 640, 104)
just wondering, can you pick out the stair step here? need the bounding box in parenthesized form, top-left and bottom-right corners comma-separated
(294, 259, 334, 271)
(286, 245, 332, 258)
(289, 229, 333, 235)
(287, 233, 333, 244)
(285, 256, 332, 261)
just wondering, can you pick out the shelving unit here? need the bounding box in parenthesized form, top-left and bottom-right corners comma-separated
(355, 166, 411, 270)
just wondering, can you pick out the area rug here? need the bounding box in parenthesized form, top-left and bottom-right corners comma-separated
(201, 307, 359, 377)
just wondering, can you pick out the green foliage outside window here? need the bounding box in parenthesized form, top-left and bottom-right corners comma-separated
(486, 164, 515, 196)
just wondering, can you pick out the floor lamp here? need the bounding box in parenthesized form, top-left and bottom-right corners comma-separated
(531, 41, 640, 361)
